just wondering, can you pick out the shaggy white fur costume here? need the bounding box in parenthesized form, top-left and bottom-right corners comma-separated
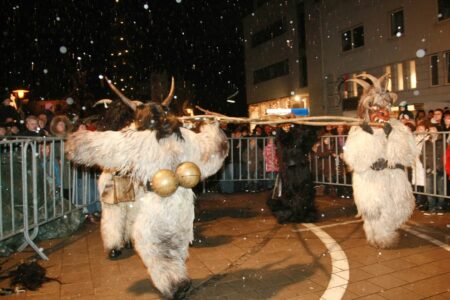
(98, 122, 142, 255)
(97, 172, 142, 252)
(66, 123, 228, 298)
(343, 119, 417, 248)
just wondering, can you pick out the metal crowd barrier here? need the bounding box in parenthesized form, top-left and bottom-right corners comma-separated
(210, 136, 278, 193)
(209, 133, 450, 201)
(0, 136, 99, 259)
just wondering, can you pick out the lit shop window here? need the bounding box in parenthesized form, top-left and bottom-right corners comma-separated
(385, 65, 392, 91)
(396, 63, 404, 91)
(409, 60, 417, 89)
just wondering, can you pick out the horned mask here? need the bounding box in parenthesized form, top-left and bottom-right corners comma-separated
(105, 77, 182, 140)
(347, 73, 398, 122)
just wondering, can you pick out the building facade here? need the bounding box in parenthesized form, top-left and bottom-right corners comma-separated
(244, 0, 450, 117)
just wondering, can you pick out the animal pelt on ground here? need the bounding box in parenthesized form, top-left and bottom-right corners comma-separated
(0, 261, 60, 292)
(65, 122, 228, 299)
(267, 125, 318, 223)
(343, 119, 417, 248)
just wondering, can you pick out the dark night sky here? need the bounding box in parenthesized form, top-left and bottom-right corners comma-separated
(0, 0, 252, 115)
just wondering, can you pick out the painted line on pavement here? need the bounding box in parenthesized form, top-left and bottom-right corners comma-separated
(303, 223, 349, 300)
(402, 224, 450, 252)
(292, 219, 362, 232)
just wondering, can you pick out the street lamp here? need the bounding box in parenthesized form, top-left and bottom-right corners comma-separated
(10, 89, 30, 112)
(12, 89, 29, 99)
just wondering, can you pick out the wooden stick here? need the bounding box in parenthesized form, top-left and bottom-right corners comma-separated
(195, 105, 227, 117)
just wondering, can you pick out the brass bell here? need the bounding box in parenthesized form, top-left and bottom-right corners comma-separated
(151, 169, 179, 197)
(175, 162, 201, 188)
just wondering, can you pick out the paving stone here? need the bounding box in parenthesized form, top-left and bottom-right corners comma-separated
(379, 286, 426, 300)
(390, 266, 434, 282)
(403, 273, 450, 297)
(60, 282, 94, 298)
(360, 263, 395, 276)
(336, 268, 373, 282)
(346, 281, 383, 297)
(377, 258, 417, 271)
(367, 273, 408, 289)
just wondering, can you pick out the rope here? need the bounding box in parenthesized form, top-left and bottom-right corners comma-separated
(179, 111, 375, 127)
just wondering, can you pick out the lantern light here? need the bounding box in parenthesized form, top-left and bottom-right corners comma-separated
(12, 89, 29, 99)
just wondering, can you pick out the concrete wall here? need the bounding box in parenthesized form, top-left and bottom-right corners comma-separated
(243, 0, 450, 115)
(243, 1, 303, 104)
(305, 0, 450, 112)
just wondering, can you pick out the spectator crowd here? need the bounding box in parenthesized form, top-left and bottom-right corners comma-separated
(0, 97, 100, 223)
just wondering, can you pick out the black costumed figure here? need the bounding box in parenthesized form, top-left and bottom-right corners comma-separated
(267, 124, 318, 223)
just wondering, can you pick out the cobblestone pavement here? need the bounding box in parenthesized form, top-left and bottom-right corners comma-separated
(0, 191, 449, 299)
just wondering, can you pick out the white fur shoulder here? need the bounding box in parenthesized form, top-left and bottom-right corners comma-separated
(66, 123, 228, 183)
(343, 125, 386, 172)
(385, 119, 418, 167)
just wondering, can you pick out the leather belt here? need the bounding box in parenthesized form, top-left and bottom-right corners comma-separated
(370, 158, 405, 171)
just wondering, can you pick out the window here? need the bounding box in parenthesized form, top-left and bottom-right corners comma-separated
(385, 66, 392, 91)
(342, 73, 360, 110)
(438, 0, 450, 21)
(409, 60, 417, 89)
(256, 0, 268, 7)
(341, 25, 364, 52)
(342, 73, 359, 98)
(297, 2, 308, 87)
(446, 52, 450, 84)
(342, 30, 352, 52)
(390, 9, 404, 37)
(396, 63, 404, 91)
(431, 54, 439, 86)
(253, 59, 289, 84)
(251, 19, 286, 47)
(353, 26, 364, 48)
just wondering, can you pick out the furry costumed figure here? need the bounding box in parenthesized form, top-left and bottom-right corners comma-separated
(65, 81, 229, 299)
(266, 124, 317, 223)
(93, 99, 142, 259)
(343, 73, 417, 248)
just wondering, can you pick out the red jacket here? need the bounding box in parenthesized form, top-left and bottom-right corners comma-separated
(445, 146, 450, 179)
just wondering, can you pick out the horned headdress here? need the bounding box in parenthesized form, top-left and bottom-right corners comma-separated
(104, 76, 181, 140)
(347, 73, 398, 121)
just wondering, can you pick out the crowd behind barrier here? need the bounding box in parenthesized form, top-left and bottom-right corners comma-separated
(209, 130, 450, 213)
(0, 137, 99, 259)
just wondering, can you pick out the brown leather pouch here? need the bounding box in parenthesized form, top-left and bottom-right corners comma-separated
(113, 176, 135, 203)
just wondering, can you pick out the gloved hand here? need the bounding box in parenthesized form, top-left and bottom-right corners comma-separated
(383, 122, 392, 137)
(360, 122, 374, 134)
